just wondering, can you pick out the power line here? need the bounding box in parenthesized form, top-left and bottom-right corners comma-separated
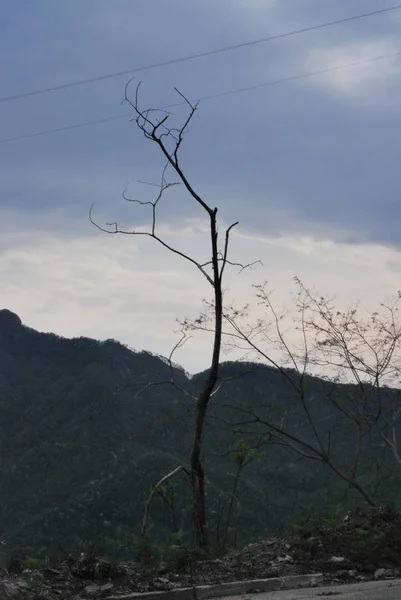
(1, 49, 400, 145)
(0, 114, 130, 144)
(1, 4, 400, 105)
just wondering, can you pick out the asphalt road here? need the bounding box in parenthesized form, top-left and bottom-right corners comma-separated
(217, 578, 401, 600)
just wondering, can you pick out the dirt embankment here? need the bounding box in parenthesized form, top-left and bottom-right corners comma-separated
(2, 506, 401, 600)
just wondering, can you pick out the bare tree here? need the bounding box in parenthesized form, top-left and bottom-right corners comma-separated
(90, 80, 257, 546)
(183, 279, 401, 506)
(293, 280, 401, 478)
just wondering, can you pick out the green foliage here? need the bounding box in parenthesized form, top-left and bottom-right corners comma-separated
(130, 530, 209, 575)
(22, 555, 50, 569)
(230, 439, 262, 467)
(161, 538, 209, 573)
(134, 531, 161, 569)
(230, 541, 260, 575)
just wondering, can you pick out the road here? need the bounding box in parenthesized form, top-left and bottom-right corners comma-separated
(215, 578, 401, 600)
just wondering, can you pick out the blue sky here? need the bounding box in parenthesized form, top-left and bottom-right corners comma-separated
(1, 0, 400, 372)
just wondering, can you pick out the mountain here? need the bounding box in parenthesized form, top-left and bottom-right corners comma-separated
(0, 310, 398, 563)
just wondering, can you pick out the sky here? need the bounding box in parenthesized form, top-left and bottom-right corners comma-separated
(1, 0, 400, 374)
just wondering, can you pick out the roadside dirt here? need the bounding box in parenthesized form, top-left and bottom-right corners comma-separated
(2, 506, 401, 599)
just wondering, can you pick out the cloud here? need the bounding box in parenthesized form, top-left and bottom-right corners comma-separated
(227, 0, 401, 106)
(1, 209, 399, 374)
(301, 39, 401, 106)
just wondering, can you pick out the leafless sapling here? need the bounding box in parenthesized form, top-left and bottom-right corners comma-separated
(90, 80, 257, 546)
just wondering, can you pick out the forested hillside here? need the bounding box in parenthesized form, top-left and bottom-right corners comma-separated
(0, 309, 398, 564)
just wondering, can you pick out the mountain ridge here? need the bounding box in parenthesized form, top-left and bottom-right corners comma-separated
(0, 308, 398, 564)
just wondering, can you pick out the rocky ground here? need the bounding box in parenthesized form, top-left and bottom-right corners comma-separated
(2, 506, 401, 600)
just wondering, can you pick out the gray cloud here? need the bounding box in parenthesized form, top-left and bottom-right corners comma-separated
(2, 0, 399, 243)
(1, 0, 400, 367)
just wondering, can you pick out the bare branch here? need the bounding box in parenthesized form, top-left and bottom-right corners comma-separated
(142, 465, 190, 538)
(210, 367, 259, 398)
(90, 202, 214, 285)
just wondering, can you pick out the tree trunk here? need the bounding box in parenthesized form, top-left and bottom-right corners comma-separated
(190, 210, 222, 546)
